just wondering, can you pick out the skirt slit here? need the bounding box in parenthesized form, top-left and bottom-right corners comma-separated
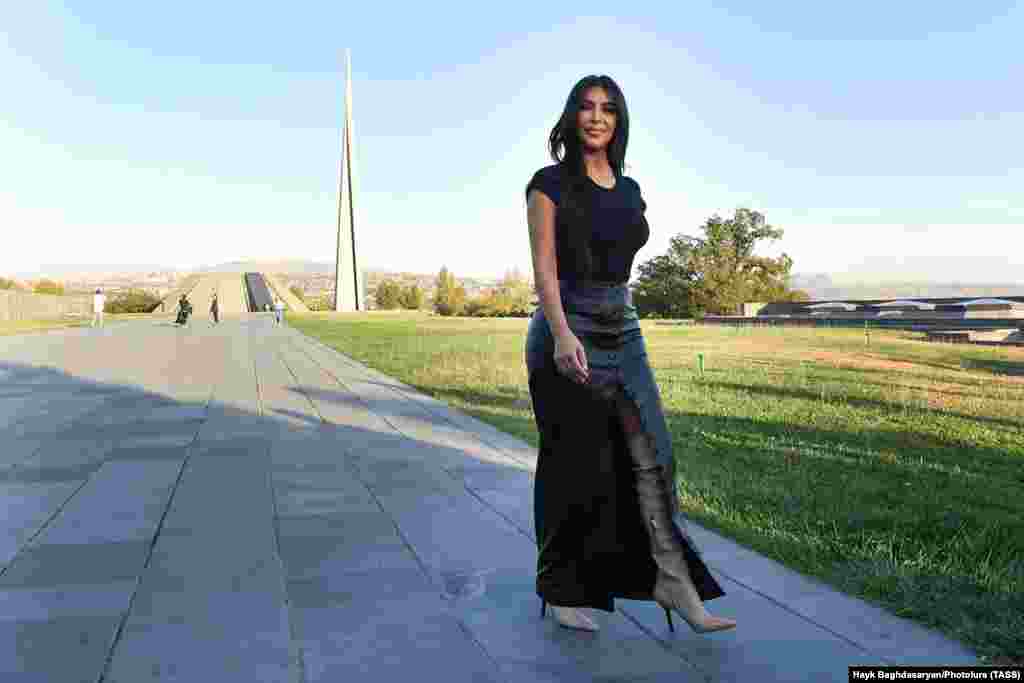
(525, 283, 724, 611)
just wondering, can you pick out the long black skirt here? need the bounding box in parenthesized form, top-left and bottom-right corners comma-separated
(524, 280, 724, 612)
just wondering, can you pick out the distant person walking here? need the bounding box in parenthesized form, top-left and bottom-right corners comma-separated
(175, 294, 192, 326)
(91, 289, 106, 328)
(273, 298, 284, 325)
(524, 75, 735, 634)
(210, 293, 219, 324)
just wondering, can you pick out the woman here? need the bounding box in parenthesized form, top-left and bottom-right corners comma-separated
(176, 294, 192, 326)
(524, 75, 736, 634)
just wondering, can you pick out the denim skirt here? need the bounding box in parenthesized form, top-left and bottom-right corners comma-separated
(524, 280, 724, 611)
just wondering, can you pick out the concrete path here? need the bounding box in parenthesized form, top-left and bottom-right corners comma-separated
(0, 316, 978, 682)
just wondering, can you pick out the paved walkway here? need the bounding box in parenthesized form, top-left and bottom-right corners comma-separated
(0, 315, 978, 682)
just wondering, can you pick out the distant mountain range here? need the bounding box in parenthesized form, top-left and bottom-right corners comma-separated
(788, 273, 1024, 301)
(12, 262, 1022, 301)
(195, 260, 336, 275)
(17, 264, 179, 277)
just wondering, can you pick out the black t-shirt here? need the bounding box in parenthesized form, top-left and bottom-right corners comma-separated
(525, 163, 650, 283)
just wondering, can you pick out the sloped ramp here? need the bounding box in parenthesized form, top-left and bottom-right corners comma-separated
(154, 274, 201, 314)
(155, 274, 249, 318)
(263, 273, 309, 312)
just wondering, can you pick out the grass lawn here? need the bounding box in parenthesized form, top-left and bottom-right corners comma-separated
(0, 313, 167, 336)
(290, 311, 1023, 664)
(0, 319, 87, 335)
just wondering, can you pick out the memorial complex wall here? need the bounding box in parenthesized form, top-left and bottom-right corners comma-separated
(0, 290, 92, 322)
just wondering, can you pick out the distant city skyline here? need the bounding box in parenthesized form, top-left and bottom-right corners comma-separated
(2, 4, 1022, 283)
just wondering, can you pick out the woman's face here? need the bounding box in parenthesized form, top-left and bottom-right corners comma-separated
(576, 86, 617, 153)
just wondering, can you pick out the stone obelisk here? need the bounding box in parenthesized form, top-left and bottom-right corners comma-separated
(334, 48, 364, 311)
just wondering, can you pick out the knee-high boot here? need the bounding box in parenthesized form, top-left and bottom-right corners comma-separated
(626, 430, 736, 634)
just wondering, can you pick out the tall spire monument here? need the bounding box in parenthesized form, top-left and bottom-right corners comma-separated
(334, 48, 364, 311)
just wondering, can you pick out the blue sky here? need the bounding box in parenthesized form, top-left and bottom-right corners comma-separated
(2, 2, 1022, 282)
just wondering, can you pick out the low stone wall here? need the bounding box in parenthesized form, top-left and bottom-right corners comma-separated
(925, 329, 1024, 346)
(700, 315, 1024, 331)
(0, 290, 92, 322)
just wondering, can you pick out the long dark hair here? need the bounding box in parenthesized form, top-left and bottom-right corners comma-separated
(528, 75, 630, 280)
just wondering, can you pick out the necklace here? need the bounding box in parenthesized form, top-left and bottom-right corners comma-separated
(589, 171, 615, 189)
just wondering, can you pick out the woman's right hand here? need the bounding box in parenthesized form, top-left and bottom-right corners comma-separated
(553, 330, 589, 384)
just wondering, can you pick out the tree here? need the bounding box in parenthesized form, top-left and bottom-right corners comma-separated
(632, 208, 799, 318)
(433, 266, 466, 316)
(398, 283, 425, 310)
(306, 295, 332, 311)
(0, 277, 20, 291)
(289, 285, 305, 303)
(456, 268, 536, 318)
(33, 279, 65, 296)
(374, 279, 403, 309)
(632, 238, 702, 319)
(462, 297, 487, 317)
(106, 289, 162, 314)
(494, 268, 533, 316)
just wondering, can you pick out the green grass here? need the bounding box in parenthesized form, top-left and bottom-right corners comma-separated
(289, 311, 1024, 664)
(0, 313, 163, 336)
(0, 319, 85, 335)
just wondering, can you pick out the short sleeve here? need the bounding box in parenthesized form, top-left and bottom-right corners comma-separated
(525, 165, 561, 205)
(628, 177, 647, 213)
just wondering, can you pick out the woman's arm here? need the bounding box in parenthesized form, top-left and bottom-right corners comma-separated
(527, 189, 570, 338)
(527, 189, 589, 382)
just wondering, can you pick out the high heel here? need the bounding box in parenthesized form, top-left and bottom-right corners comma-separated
(661, 603, 735, 634)
(540, 598, 599, 631)
(627, 432, 737, 635)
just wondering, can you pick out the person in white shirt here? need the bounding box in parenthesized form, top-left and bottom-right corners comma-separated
(92, 289, 106, 328)
(273, 298, 284, 325)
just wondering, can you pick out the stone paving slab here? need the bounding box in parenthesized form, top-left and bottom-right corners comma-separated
(294, 593, 505, 682)
(0, 316, 982, 682)
(0, 614, 123, 682)
(0, 481, 85, 567)
(32, 460, 180, 547)
(283, 325, 982, 669)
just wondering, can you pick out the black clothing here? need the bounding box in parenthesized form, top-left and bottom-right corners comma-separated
(525, 283, 724, 611)
(525, 164, 650, 284)
(524, 166, 724, 612)
(176, 298, 192, 325)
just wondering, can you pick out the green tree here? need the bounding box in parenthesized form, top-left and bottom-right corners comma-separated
(632, 208, 798, 318)
(374, 279, 403, 310)
(289, 285, 305, 303)
(433, 266, 466, 316)
(33, 279, 65, 295)
(306, 295, 331, 311)
(106, 289, 162, 314)
(398, 283, 425, 310)
(463, 297, 487, 317)
(494, 268, 533, 316)
(0, 277, 20, 290)
(631, 239, 701, 319)
(459, 268, 535, 318)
